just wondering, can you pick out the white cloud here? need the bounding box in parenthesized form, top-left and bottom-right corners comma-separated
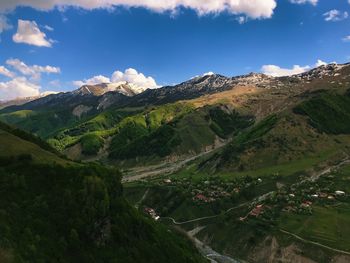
(43, 25, 54, 31)
(0, 76, 40, 100)
(73, 75, 111, 87)
(0, 14, 12, 40)
(6, 58, 60, 81)
(13, 19, 53, 47)
(342, 35, 350, 42)
(0, 66, 15, 78)
(74, 68, 159, 89)
(111, 68, 159, 89)
(261, 64, 310, 77)
(323, 10, 348, 22)
(191, 71, 215, 79)
(261, 59, 328, 77)
(41, 90, 59, 96)
(315, 59, 327, 67)
(236, 16, 247, 24)
(289, 0, 318, 5)
(0, 58, 62, 100)
(203, 71, 215, 76)
(72, 80, 84, 87)
(0, 0, 277, 19)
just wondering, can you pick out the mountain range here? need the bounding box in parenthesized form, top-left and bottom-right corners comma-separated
(1, 63, 350, 262)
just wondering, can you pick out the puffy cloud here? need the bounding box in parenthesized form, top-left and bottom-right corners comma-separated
(261, 59, 328, 77)
(0, 0, 277, 19)
(0, 66, 15, 78)
(0, 77, 40, 100)
(73, 75, 111, 87)
(323, 10, 348, 22)
(111, 68, 159, 89)
(13, 19, 53, 47)
(315, 59, 327, 67)
(74, 68, 159, 89)
(6, 58, 60, 81)
(342, 35, 350, 42)
(289, 0, 318, 5)
(261, 64, 310, 77)
(0, 58, 62, 100)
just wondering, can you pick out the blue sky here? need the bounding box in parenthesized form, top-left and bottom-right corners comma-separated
(0, 0, 350, 100)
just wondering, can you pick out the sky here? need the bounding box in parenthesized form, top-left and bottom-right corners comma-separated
(0, 0, 350, 100)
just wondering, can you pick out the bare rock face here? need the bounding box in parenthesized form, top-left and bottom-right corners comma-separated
(72, 105, 92, 118)
(331, 255, 350, 263)
(296, 63, 348, 81)
(250, 236, 318, 263)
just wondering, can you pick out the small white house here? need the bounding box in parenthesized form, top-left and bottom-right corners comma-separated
(335, 191, 346, 196)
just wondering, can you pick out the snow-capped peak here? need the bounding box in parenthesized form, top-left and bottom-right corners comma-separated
(73, 81, 152, 97)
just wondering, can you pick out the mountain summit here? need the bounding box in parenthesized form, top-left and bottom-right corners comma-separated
(73, 82, 150, 97)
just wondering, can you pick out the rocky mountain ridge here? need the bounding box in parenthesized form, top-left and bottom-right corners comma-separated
(3, 62, 349, 114)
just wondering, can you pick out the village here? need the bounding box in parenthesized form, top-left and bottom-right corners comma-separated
(240, 172, 348, 221)
(159, 176, 250, 203)
(142, 172, 348, 222)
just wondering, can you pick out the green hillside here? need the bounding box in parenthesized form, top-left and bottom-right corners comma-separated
(122, 89, 350, 262)
(0, 123, 205, 263)
(0, 109, 84, 138)
(0, 122, 68, 165)
(203, 92, 350, 173)
(294, 91, 350, 134)
(109, 104, 253, 163)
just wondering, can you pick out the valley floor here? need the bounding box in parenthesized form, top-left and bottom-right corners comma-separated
(123, 153, 350, 263)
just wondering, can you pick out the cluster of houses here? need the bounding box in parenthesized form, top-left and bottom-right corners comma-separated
(144, 207, 160, 221)
(159, 177, 257, 204)
(273, 183, 347, 215)
(192, 186, 231, 203)
(239, 204, 266, 221)
(238, 188, 347, 221)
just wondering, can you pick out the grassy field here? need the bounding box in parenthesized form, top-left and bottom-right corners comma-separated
(219, 148, 341, 179)
(0, 110, 36, 123)
(278, 204, 350, 252)
(170, 147, 341, 184)
(0, 129, 69, 165)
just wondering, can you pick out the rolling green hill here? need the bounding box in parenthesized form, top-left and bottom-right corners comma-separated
(200, 91, 350, 173)
(109, 104, 253, 163)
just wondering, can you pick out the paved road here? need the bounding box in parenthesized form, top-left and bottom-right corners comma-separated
(161, 202, 248, 225)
